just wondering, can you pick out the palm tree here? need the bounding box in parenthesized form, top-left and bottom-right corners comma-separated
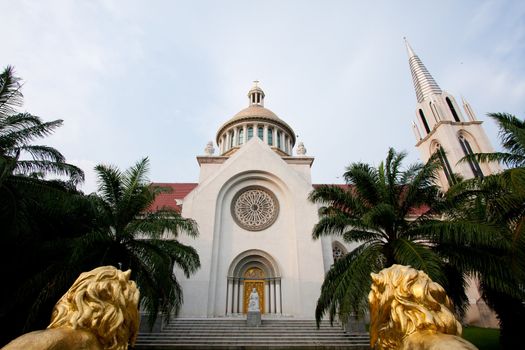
(0, 65, 84, 231)
(0, 66, 87, 344)
(309, 148, 498, 326)
(457, 113, 525, 349)
(71, 157, 200, 327)
(0, 66, 83, 184)
(447, 174, 525, 350)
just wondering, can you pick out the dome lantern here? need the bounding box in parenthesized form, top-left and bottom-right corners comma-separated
(248, 80, 265, 107)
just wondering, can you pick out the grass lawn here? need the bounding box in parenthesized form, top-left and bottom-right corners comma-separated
(463, 326, 500, 350)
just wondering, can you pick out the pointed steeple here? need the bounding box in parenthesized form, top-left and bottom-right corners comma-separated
(404, 38, 442, 103)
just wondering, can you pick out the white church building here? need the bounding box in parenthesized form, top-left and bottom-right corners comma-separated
(151, 41, 499, 324)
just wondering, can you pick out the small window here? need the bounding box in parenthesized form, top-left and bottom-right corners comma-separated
(258, 127, 264, 140)
(268, 128, 273, 145)
(284, 135, 289, 153)
(277, 131, 282, 148)
(229, 131, 234, 148)
(238, 129, 244, 145)
(248, 126, 253, 140)
(419, 109, 431, 134)
(446, 97, 460, 122)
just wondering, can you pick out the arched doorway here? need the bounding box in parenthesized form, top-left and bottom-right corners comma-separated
(242, 267, 265, 313)
(226, 249, 282, 315)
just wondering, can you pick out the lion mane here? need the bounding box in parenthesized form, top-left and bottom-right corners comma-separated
(47, 266, 140, 350)
(368, 265, 476, 350)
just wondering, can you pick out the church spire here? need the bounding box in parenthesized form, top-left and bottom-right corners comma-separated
(405, 38, 442, 103)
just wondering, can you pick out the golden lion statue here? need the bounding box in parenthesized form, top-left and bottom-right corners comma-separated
(3, 266, 140, 350)
(368, 264, 477, 350)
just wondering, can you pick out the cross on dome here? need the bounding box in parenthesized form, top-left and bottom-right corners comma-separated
(248, 80, 265, 107)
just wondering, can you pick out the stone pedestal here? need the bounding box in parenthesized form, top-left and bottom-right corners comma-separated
(247, 311, 261, 327)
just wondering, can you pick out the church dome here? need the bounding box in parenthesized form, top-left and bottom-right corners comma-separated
(216, 82, 296, 156)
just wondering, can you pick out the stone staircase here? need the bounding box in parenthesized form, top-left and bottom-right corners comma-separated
(134, 317, 370, 349)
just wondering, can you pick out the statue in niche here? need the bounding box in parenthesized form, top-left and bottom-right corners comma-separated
(3, 266, 140, 350)
(368, 264, 477, 350)
(248, 288, 260, 312)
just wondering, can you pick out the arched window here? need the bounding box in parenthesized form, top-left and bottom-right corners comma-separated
(419, 109, 431, 134)
(277, 131, 282, 148)
(332, 242, 347, 263)
(247, 126, 253, 140)
(446, 97, 460, 122)
(238, 129, 244, 145)
(268, 128, 273, 146)
(284, 135, 289, 153)
(258, 127, 264, 140)
(459, 134, 483, 178)
(435, 145, 454, 186)
(229, 130, 234, 148)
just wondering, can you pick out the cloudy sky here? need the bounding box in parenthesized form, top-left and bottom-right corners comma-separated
(2, 0, 524, 193)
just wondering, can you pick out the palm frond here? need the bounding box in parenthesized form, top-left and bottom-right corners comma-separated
(95, 164, 123, 207)
(0, 66, 23, 117)
(0, 114, 63, 150)
(315, 241, 382, 326)
(14, 160, 84, 184)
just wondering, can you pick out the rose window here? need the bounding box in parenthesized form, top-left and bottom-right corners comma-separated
(231, 186, 279, 231)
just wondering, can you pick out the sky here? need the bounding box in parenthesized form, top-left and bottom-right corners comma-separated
(1, 0, 524, 193)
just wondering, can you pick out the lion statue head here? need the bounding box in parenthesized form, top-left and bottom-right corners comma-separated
(47, 266, 140, 350)
(368, 265, 477, 350)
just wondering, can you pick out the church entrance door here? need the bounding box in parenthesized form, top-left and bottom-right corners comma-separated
(243, 268, 265, 313)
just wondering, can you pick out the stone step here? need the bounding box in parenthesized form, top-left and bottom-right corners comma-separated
(135, 317, 370, 349)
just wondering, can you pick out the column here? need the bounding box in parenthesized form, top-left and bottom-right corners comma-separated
(266, 280, 271, 313)
(263, 124, 268, 144)
(274, 279, 277, 313)
(243, 124, 248, 144)
(233, 128, 238, 147)
(225, 278, 229, 315)
(278, 279, 282, 314)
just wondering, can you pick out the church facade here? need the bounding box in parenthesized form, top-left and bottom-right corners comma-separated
(152, 42, 498, 323)
(157, 82, 335, 318)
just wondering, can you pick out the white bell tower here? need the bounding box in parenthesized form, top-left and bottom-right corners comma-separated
(406, 39, 500, 189)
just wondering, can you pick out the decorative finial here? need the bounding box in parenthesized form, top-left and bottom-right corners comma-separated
(204, 141, 215, 156)
(253, 80, 259, 87)
(296, 142, 306, 155)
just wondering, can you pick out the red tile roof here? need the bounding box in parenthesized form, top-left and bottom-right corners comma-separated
(148, 183, 198, 212)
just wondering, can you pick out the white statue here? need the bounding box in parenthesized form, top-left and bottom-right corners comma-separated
(248, 288, 260, 312)
(204, 141, 215, 156)
(296, 141, 306, 155)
